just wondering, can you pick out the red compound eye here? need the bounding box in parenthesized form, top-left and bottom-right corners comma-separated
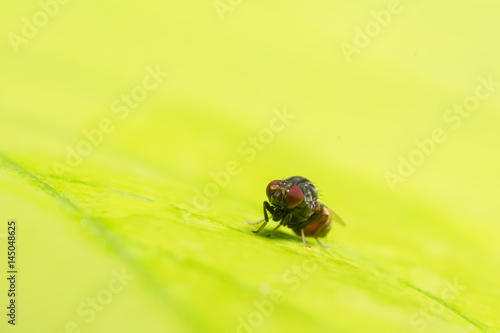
(286, 186, 303, 208)
(266, 180, 280, 199)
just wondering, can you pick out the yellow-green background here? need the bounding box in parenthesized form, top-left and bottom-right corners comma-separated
(1, 1, 499, 332)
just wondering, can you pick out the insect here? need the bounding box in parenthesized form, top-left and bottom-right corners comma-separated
(246, 176, 345, 248)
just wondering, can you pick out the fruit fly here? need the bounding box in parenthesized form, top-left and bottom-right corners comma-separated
(246, 176, 345, 248)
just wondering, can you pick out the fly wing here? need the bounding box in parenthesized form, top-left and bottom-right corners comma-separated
(328, 206, 346, 226)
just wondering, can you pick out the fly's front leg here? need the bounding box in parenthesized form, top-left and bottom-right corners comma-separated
(245, 219, 264, 225)
(263, 201, 273, 222)
(252, 201, 273, 234)
(266, 213, 291, 238)
(265, 224, 282, 238)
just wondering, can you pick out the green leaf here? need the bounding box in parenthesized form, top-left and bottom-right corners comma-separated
(1, 1, 500, 333)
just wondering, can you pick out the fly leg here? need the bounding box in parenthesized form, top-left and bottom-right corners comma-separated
(266, 214, 290, 238)
(265, 224, 282, 238)
(251, 201, 274, 234)
(300, 228, 311, 249)
(315, 238, 329, 249)
(245, 219, 264, 225)
(313, 222, 330, 249)
(252, 223, 268, 234)
(263, 201, 273, 222)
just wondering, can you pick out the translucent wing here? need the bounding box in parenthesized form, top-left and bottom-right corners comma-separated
(328, 206, 345, 226)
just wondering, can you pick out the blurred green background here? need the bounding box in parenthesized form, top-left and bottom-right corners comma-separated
(1, 1, 499, 332)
